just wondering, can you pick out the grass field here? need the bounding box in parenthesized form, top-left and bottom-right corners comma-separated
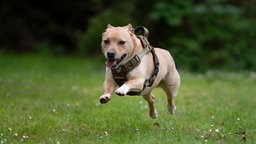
(0, 54, 255, 143)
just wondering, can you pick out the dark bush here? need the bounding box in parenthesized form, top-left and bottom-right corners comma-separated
(0, 0, 255, 72)
(149, 0, 256, 72)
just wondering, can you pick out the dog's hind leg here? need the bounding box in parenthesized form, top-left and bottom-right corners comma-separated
(161, 73, 180, 114)
(167, 91, 177, 114)
(143, 93, 157, 119)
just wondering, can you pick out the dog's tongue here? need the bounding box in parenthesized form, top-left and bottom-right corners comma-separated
(106, 59, 117, 69)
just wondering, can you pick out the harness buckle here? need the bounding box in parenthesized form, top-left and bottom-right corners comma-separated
(124, 55, 140, 72)
(130, 55, 140, 67)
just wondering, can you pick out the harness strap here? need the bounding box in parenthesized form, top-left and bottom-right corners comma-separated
(145, 48, 159, 87)
(136, 33, 159, 87)
(111, 55, 140, 86)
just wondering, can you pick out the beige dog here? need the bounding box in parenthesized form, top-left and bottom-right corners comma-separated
(99, 24, 180, 119)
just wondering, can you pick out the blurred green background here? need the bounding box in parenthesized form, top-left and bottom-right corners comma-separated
(0, 0, 255, 72)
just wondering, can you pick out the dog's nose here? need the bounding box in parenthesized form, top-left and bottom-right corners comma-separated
(107, 51, 115, 59)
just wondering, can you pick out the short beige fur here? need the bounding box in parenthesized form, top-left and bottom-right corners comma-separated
(99, 24, 180, 118)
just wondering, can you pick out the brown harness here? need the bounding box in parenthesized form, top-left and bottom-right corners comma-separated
(111, 26, 159, 95)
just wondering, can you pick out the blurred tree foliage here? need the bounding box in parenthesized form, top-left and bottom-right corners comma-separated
(0, 0, 255, 72)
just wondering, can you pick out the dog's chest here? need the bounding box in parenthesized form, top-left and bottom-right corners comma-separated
(111, 66, 128, 87)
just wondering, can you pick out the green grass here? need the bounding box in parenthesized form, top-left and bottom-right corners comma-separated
(0, 54, 255, 143)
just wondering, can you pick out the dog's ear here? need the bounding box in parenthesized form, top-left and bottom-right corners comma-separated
(107, 24, 113, 29)
(126, 23, 133, 29)
(103, 24, 113, 37)
(126, 24, 135, 34)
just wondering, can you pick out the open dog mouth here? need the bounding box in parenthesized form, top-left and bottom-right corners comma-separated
(105, 54, 127, 69)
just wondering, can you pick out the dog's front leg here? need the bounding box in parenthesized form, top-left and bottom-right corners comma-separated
(115, 78, 144, 96)
(100, 78, 116, 104)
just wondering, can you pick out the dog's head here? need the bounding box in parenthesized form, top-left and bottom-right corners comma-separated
(102, 24, 139, 69)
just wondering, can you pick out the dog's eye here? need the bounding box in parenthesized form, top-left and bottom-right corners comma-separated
(103, 39, 110, 44)
(118, 40, 126, 45)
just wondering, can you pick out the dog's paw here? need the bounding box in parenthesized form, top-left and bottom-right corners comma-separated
(99, 94, 111, 104)
(167, 104, 176, 114)
(150, 110, 158, 119)
(115, 84, 129, 96)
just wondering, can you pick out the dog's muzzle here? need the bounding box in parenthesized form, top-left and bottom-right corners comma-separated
(107, 51, 116, 59)
(105, 53, 127, 69)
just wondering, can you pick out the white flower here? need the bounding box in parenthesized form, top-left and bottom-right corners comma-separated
(8, 128, 12, 131)
(52, 109, 56, 112)
(14, 133, 18, 137)
(215, 129, 219, 133)
(135, 128, 139, 134)
(237, 118, 240, 121)
(104, 131, 108, 136)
